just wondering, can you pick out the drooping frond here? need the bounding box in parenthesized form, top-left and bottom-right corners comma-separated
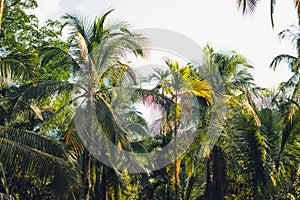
(39, 47, 80, 77)
(278, 26, 300, 55)
(0, 50, 37, 87)
(63, 118, 84, 157)
(228, 111, 272, 199)
(270, 54, 298, 73)
(0, 127, 81, 194)
(237, 0, 260, 14)
(94, 32, 149, 80)
(0, 127, 71, 159)
(95, 95, 131, 150)
(10, 81, 76, 111)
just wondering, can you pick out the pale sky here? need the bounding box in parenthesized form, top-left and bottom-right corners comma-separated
(34, 0, 298, 88)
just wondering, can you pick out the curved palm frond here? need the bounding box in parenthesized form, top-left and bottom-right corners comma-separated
(95, 95, 131, 150)
(228, 110, 272, 199)
(93, 31, 149, 80)
(0, 50, 38, 87)
(63, 120, 84, 157)
(270, 54, 297, 72)
(39, 47, 80, 77)
(0, 127, 81, 194)
(9, 81, 76, 111)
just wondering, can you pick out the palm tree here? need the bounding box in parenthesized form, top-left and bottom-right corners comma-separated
(136, 58, 211, 200)
(269, 26, 300, 199)
(270, 25, 300, 166)
(189, 45, 266, 199)
(236, 0, 300, 27)
(39, 9, 149, 199)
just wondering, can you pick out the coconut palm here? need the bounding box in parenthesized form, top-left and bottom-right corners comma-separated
(135, 58, 212, 200)
(38, 9, 149, 199)
(188, 45, 271, 199)
(270, 25, 300, 167)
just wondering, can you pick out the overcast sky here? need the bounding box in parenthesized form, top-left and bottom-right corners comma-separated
(33, 0, 298, 88)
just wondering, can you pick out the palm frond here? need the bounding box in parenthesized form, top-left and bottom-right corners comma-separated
(39, 47, 80, 74)
(237, 0, 260, 14)
(0, 127, 71, 159)
(0, 162, 9, 195)
(11, 81, 76, 111)
(91, 9, 115, 47)
(0, 127, 81, 194)
(94, 33, 149, 79)
(0, 50, 37, 87)
(270, 54, 297, 72)
(228, 112, 272, 198)
(62, 12, 93, 43)
(63, 119, 84, 156)
(95, 95, 131, 150)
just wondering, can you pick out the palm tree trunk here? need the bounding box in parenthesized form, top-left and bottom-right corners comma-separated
(0, 0, 4, 30)
(100, 165, 107, 200)
(83, 149, 91, 200)
(212, 145, 226, 200)
(174, 96, 181, 200)
(202, 145, 226, 200)
(174, 150, 180, 199)
(203, 155, 212, 199)
(95, 161, 102, 200)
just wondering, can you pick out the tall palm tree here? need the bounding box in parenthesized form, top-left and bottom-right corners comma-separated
(190, 45, 264, 199)
(137, 58, 211, 200)
(39, 9, 149, 199)
(270, 25, 300, 166)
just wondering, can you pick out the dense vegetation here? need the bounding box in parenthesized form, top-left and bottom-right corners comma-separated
(0, 0, 299, 199)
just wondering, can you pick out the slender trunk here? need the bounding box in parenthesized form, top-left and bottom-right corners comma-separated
(212, 145, 225, 200)
(202, 145, 226, 200)
(95, 161, 102, 200)
(83, 149, 91, 200)
(100, 165, 107, 200)
(203, 155, 212, 199)
(0, 0, 4, 30)
(166, 167, 171, 200)
(174, 95, 180, 200)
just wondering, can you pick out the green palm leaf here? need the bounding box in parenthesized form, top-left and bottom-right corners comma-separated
(0, 127, 81, 194)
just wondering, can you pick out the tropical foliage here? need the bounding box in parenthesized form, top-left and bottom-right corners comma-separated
(0, 1, 299, 200)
